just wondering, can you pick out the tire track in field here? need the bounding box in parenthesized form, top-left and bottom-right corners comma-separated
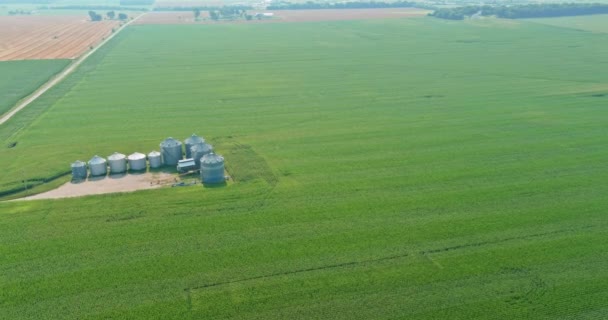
(187, 252, 410, 292)
(0, 14, 145, 126)
(185, 223, 597, 298)
(419, 224, 596, 255)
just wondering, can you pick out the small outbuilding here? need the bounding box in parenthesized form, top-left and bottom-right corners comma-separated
(177, 158, 197, 173)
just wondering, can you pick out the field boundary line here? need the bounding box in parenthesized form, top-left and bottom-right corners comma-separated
(0, 13, 146, 126)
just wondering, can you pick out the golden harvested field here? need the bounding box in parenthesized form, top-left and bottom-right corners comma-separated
(0, 16, 119, 61)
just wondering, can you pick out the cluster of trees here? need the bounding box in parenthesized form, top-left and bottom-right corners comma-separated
(267, 1, 417, 10)
(8, 9, 33, 15)
(430, 3, 608, 20)
(207, 7, 249, 20)
(193, 7, 272, 21)
(88, 10, 103, 21)
(88, 10, 129, 21)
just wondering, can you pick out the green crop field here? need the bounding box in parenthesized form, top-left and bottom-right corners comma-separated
(0, 59, 70, 116)
(1, 17, 608, 319)
(528, 14, 608, 33)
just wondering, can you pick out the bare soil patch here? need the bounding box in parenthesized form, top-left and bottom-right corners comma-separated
(0, 15, 120, 61)
(135, 8, 429, 25)
(19, 172, 178, 200)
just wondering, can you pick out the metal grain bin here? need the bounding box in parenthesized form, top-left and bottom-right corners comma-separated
(108, 152, 127, 174)
(160, 137, 183, 166)
(71, 160, 87, 180)
(128, 152, 147, 171)
(191, 142, 213, 167)
(148, 151, 162, 168)
(88, 155, 107, 177)
(184, 134, 205, 158)
(200, 152, 225, 184)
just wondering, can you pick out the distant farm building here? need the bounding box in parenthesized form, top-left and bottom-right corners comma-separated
(255, 12, 274, 19)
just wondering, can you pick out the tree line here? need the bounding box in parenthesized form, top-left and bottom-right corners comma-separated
(267, 1, 418, 10)
(88, 10, 128, 21)
(8, 9, 33, 15)
(430, 3, 608, 20)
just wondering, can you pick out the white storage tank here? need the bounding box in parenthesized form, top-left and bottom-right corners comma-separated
(160, 137, 183, 166)
(128, 152, 147, 171)
(88, 155, 107, 177)
(108, 152, 127, 174)
(148, 151, 162, 169)
(200, 152, 225, 184)
(184, 134, 205, 158)
(71, 160, 87, 180)
(191, 142, 213, 167)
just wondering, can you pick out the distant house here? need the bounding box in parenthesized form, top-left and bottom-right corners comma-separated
(255, 12, 274, 19)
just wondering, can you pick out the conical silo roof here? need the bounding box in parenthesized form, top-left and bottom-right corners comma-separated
(88, 155, 106, 164)
(160, 137, 182, 147)
(128, 152, 146, 160)
(108, 152, 126, 160)
(71, 160, 86, 168)
(148, 151, 160, 157)
(185, 133, 205, 145)
(201, 152, 224, 165)
(191, 142, 212, 154)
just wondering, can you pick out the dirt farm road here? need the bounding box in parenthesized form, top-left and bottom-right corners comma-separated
(0, 13, 145, 126)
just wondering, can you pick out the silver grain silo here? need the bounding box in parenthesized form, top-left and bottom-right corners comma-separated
(148, 151, 162, 168)
(191, 142, 213, 167)
(128, 152, 147, 171)
(71, 160, 87, 180)
(88, 155, 107, 177)
(108, 152, 127, 174)
(200, 152, 225, 184)
(184, 134, 205, 158)
(160, 137, 183, 166)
